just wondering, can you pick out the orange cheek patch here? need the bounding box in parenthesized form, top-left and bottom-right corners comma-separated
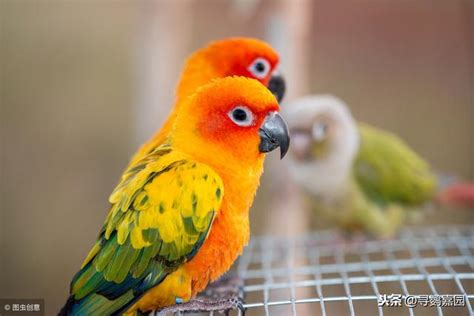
(196, 111, 229, 138)
(196, 111, 262, 160)
(198, 112, 255, 141)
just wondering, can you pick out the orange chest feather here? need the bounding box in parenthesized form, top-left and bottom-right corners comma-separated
(184, 169, 261, 294)
(184, 204, 249, 294)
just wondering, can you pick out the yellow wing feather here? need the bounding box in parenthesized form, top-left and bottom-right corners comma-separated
(69, 144, 224, 315)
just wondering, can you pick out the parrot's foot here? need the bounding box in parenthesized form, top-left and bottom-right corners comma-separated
(154, 295, 245, 316)
(153, 274, 245, 315)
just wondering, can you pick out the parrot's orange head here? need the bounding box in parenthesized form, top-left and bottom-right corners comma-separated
(204, 38, 279, 85)
(178, 37, 285, 102)
(173, 76, 290, 172)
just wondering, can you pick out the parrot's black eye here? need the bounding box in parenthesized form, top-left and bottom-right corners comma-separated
(255, 62, 265, 72)
(248, 57, 271, 79)
(228, 106, 254, 127)
(233, 109, 247, 121)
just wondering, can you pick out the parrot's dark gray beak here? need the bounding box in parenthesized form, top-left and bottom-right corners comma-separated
(268, 74, 286, 103)
(259, 112, 290, 159)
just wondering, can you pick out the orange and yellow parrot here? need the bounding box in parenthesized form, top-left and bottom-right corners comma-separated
(129, 37, 285, 167)
(59, 77, 289, 315)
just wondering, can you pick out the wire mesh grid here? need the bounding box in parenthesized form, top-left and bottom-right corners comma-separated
(190, 225, 474, 316)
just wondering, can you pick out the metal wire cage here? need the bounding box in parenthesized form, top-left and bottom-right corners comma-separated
(190, 225, 474, 316)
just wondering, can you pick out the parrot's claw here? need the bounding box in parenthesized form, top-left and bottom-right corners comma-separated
(154, 295, 246, 316)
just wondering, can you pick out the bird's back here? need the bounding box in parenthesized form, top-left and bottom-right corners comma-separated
(354, 122, 437, 207)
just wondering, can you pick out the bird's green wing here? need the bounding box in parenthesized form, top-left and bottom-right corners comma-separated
(66, 145, 224, 315)
(354, 123, 436, 207)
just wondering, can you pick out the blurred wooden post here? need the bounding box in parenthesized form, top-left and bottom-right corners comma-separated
(270, 0, 312, 100)
(263, 4, 314, 313)
(263, 0, 313, 236)
(134, 0, 194, 147)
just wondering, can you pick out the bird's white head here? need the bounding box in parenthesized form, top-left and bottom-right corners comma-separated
(283, 95, 359, 197)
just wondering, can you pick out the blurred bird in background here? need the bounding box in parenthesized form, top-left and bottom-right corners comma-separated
(60, 77, 289, 315)
(284, 95, 438, 238)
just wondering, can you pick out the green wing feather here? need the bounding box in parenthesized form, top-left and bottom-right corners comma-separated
(354, 123, 437, 207)
(64, 145, 224, 315)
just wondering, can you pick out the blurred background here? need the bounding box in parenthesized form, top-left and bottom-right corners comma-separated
(1, 0, 472, 314)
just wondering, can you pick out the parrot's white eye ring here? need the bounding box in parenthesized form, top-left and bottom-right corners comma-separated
(228, 106, 254, 127)
(312, 122, 329, 141)
(248, 57, 271, 79)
